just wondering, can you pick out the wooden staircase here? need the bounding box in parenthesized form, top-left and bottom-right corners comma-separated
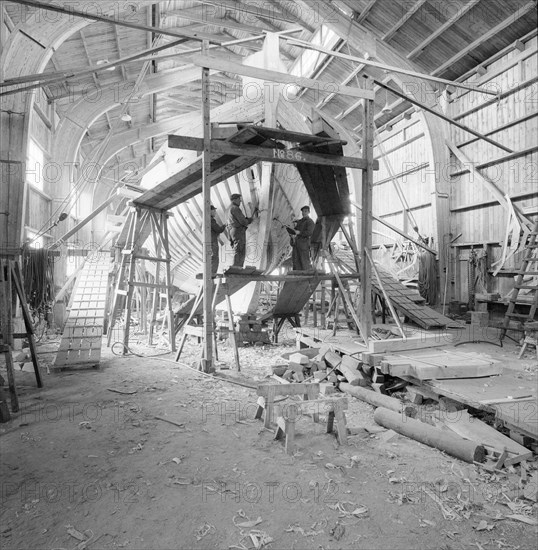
(53, 255, 110, 369)
(500, 220, 538, 343)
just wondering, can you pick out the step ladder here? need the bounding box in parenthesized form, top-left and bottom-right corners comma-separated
(106, 206, 175, 353)
(500, 220, 538, 343)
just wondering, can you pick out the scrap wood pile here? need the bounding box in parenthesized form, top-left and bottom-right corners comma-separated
(272, 343, 537, 466)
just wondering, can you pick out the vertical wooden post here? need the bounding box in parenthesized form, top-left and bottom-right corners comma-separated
(201, 39, 213, 373)
(123, 209, 140, 354)
(148, 216, 162, 345)
(224, 282, 241, 371)
(360, 78, 374, 343)
(320, 280, 326, 328)
(163, 213, 176, 352)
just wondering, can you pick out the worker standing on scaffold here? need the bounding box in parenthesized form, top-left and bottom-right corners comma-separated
(291, 205, 315, 271)
(227, 193, 257, 267)
(210, 205, 225, 275)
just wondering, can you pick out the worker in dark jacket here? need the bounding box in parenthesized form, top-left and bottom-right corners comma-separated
(291, 205, 315, 271)
(227, 194, 255, 267)
(210, 205, 225, 274)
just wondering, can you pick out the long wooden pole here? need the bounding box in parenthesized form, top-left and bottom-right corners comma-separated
(360, 78, 374, 342)
(0, 31, 301, 92)
(281, 36, 499, 96)
(8, 0, 219, 43)
(350, 201, 437, 255)
(201, 40, 213, 373)
(0, 39, 186, 88)
(374, 80, 513, 154)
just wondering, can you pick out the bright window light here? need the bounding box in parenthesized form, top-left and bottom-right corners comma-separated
(27, 139, 45, 191)
(288, 26, 340, 96)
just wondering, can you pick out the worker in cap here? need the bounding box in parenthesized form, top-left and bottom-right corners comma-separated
(227, 193, 258, 267)
(291, 205, 315, 271)
(210, 205, 225, 274)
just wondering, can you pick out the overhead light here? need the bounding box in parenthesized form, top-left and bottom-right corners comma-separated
(96, 59, 115, 71)
(121, 113, 132, 122)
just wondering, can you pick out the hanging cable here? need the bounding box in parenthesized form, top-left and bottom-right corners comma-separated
(418, 246, 438, 305)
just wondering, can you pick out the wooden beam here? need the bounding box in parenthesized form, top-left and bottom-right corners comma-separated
(432, 2, 537, 76)
(167, 134, 377, 170)
(8, 0, 221, 43)
(374, 80, 513, 153)
(0, 32, 282, 89)
(360, 78, 374, 341)
(350, 201, 437, 255)
(50, 195, 116, 249)
(191, 0, 298, 24)
(188, 53, 376, 100)
(407, 0, 481, 59)
(282, 36, 499, 96)
(355, 0, 378, 24)
(201, 41, 213, 373)
(164, 6, 267, 35)
(382, 0, 428, 41)
(0, 38, 188, 97)
(445, 140, 532, 228)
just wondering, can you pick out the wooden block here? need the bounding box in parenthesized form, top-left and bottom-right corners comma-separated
(324, 351, 342, 369)
(288, 361, 304, 373)
(257, 382, 320, 398)
(289, 352, 309, 365)
(494, 449, 509, 470)
(406, 387, 424, 405)
(523, 472, 538, 502)
(320, 383, 336, 395)
(372, 369, 385, 384)
(503, 452, 533, 466)
(368, 333, 452, 353)
(293, 371, 305, 382)
(439, 397, 466, 412)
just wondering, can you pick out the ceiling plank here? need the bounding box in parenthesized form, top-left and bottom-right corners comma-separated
(9, 0, 221, 43)
(432, 1, 537, 76)
(382, 0, 428, 41)
(163, 6, 265, 35)
(407, 0, 482, 60)
(191, 0, 298, 25)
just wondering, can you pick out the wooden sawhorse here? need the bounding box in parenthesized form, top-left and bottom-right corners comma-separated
(255, 382, 348, 454)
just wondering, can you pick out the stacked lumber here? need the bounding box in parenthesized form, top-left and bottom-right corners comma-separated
(379, 350, 502, 380)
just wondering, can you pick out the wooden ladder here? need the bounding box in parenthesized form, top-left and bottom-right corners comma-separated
(106, 206, 176, 353)
(1, 258, 43, 417)
(500, 220, 538, 343)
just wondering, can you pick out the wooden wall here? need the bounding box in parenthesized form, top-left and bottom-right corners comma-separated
(371, 113, 435, 248)
(448, 33, 537, 303)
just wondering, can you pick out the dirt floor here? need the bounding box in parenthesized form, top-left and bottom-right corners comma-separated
(1, 324, 537, 550)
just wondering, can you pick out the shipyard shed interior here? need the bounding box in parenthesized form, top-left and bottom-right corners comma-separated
(0, 1, 537, 549)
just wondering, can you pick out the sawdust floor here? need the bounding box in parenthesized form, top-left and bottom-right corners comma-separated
(1, 328, 537, 550)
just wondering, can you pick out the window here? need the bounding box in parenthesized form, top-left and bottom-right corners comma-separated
(27, 139, 45, 191)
